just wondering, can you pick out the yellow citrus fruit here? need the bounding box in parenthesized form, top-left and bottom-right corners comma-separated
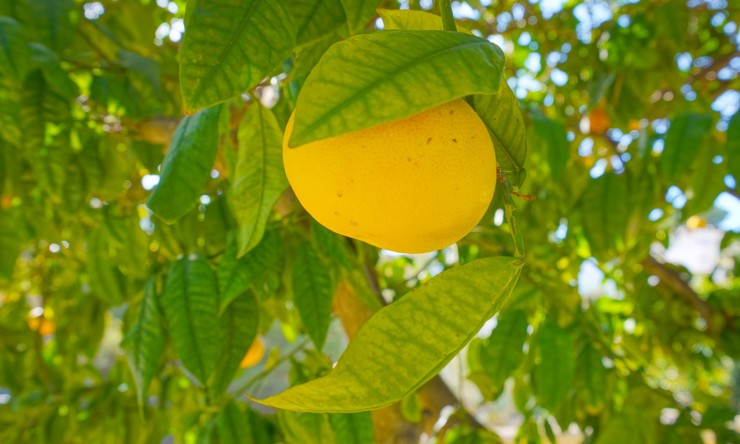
(240, 336, 265, 369)
(283, 99, 496, 254)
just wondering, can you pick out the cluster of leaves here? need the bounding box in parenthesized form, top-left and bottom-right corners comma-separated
(0, 0, 738, 443)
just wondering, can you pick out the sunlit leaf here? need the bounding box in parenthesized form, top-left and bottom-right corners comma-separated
(252, 256, 522, 412)
(161, 254, 220, 385)
(378, 8, 471, 33)
(289, 30, 504, 147)
(147, 106, 221, 223)
(292, 242, 335, 350)
(580, 344, 607, 413)
(229, 103, 288, 257)
(122, 279, 165, 405)
(180, 0, 296, 111)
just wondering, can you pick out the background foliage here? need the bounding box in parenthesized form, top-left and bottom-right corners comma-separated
(0, 0, 738, 443)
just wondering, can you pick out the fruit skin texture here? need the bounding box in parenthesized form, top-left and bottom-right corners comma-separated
(283, 99, 496, 254)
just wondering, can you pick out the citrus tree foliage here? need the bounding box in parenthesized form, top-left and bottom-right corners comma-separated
(0, 1, 738, 443)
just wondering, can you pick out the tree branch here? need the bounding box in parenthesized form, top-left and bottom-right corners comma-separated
(641, 256, 731, 334)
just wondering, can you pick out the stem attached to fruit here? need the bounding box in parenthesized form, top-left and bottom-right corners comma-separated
(440, 0, 456, 32)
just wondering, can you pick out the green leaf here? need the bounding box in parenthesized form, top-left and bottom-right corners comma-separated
(289, 30, 504, 147)
(0, 211, 22, 281)
(28, 43, 78, 99)
(291, 0, 346, 46)
(535, 320, 575, 411)
(311, 219, 351, 269)
(580, 173, 629, 258)
(290, 31, 341, 81)
(660, 113, 712, 183)
(329, 412, 374, 444)
(210, 291, 260, 397)
(17, 0, 76, 53)
(292, 242, 335, 350)
(580, 344, 606, 413)
(342, 0, 381, 34)
(469, 309, 528, 397)
(121, 279, 165, 405)
(684, 147, 726, 216)
(253, 256, 522, 412)
(378, 9, 471, 33)
(229, 103, 288, 256)
(160, 254, 220, 385)
(217, 230, 283, 311)
(147, 106, 221, 223)
(0, 17, 30, 81)
(179, 0, 296, 111)
(473, 86, 528, 188)
(727, 111, 740, 180)
(532, 114, 568, 181)
(217, 402, 253, 444)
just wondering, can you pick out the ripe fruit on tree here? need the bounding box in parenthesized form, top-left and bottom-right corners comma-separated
(283, 99, 496, 254)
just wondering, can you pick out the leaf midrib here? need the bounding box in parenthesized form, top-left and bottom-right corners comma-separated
(294, 34, 501, 144)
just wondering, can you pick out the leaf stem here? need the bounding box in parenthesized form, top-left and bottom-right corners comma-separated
(439, 0, 456, 32)
(497, 168, 525, 257)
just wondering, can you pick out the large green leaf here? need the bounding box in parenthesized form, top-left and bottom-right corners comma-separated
(179, 0, 296, 111)
(160, 254, 220, 385)
(210, 291, 260, 397)
(342, 0, 381, 34)
(229, 103, 288, 257)
(288, 30, 504, 147)
(217, 402, 253, 444)
(147, 106, 221, 223)
(727, 111, 740, 180)
(580, 173, 629, 258)
(291, 0, 346, 46)
(329, 412, 374, 444)
(535, 320, 575, 411)
(532, 114, 568, 181)
(468, 309, 528, 397)
(252, 256, 522, 412)
(660, 113, 712, 183)
(474, 86, 528, 188)
(217, 230, 283, 311)
(121, 279, 165, 405)
(378, 8, 471, 33)
(0, 17, 29, 81)
(17, 0, 76, 53)
(292, 242, 335, 350)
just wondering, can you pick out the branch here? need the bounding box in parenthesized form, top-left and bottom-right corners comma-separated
(127, 117, 180, 145)
(641, 256, 731, 334)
